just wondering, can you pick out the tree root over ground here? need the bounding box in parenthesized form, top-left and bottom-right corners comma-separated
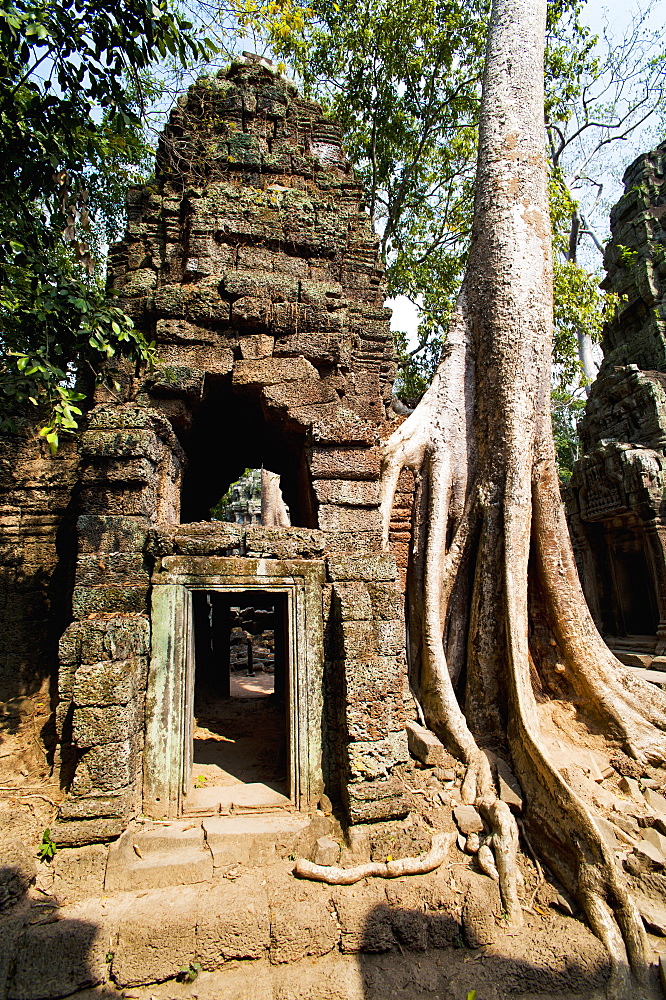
(293, 832, 455, 885)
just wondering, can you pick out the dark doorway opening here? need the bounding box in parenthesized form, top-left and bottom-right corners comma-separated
(610, 543, 659, 636)
(189, 590, 289, 810)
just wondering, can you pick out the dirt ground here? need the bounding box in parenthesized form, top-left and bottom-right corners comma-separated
(0, 686, 63, 846)
(192, 691, 287, 793)
(3, 692, 666, 999)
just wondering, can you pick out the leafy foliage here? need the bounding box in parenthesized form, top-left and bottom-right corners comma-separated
(230, 2, 603, 388)
(220, 0, 664, 478)
(37, 827, 57, 861)
(0, 0, 214, 440)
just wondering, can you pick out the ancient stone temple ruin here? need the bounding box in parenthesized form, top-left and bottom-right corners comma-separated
(565, 140, 666, 668)
(0, 58, 412, 845)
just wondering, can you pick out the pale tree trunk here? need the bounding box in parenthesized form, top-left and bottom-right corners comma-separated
(379, 0, 666, 992)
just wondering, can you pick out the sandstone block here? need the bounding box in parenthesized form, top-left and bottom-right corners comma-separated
(114, 267, 157, 296)
(79, 615, 150, 663)
(333, 883, 394, 953)
(232, 356, 318, 387)
(308, 446, 380, 481)
(317, 504, 381, 533)
(72, 704, 138, 748)
(635, 893, 666, 936)
(269, 881, 340, 964)
(311, 414, 377, 446)
(111, 886, 199, 986)
(453, 805, 485, 836)
(344, 776, 410, 823)
(405, 721, 449, 767)
(385, 881, 430, 951)
(461, 873, 500, 947)
(366, 582, 404, 620)
(79, 741, 137, 793)
(632, 839, 666, 872)
(202, 813, 312, 867)
(495, 757, 524, 813)
(57, 793, 129, 821)
(644, 787, 666, 816)
(51, 844, 108, 905)
(238, 333, 274, 359)
(0, 840, 35, 912)
(159, 341, 233, 373)
(271, 952, 365, 1000)
(81, 428, 162, 462)
(338, 619, 376, 658)
(72, 584, 149, 617)
(73, 660, 145, 707)
(327, 553, 397, 583)
(51, 817, 125, 847)
(594, 817, 620, 850)
(347, 733, 409, 782)
(375, 619, 405, 656)
(155, 317, 221, 345)
(264, 378, 337, 410)
(75, 552, 149, 589)
(105, 822, 213, 892)
(196, 876, 269, 967)
(0, 902, 29, 1000)
(313, 479, 380, 507)
(8, 899, 108, 999)
(331, 582, 372, 621)
(345, 707, 403, 744)
(644, 827, 666, 856)
(313, 836, 341, 866)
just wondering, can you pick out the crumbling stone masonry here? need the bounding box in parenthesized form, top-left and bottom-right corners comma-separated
(565, 140, 666, 665)
(0, 58, 414, 845)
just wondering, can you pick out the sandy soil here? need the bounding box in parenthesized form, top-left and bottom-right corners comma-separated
(192, 692, 288, 794)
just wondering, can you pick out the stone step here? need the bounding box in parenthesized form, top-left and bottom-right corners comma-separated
(626, 666, 666, 687)
(202, 812, 318, 867)
(105, 821, 213, 892)
(613, 651, 655, 669)
(183, 782, 293, 816)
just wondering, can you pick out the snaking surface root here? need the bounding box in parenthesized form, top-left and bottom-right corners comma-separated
(293, 832, 455, 885)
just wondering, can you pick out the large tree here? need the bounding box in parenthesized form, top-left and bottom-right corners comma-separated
(378, 0, 666, 992)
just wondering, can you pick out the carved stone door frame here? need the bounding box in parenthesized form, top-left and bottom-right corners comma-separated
(143, 557, 325, 818)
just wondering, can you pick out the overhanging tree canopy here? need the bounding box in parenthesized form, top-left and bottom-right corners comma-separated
(0, 0, 214, 446)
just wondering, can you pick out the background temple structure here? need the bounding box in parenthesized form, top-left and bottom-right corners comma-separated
(0, 59, 415, 845)
(565, 140, 666, 671)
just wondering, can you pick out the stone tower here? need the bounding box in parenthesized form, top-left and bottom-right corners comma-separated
(565, 141, 666, 667)
(38, 59, 412, 843)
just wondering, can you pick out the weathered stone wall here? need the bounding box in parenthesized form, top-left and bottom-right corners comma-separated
(0, 431, 79, 704)
(600, 141, 666, 372)
(2, 59, 413, 842)
(566, 141, 666, 656)
(52, 403, 183, 843)
(106, 59, 397, 540)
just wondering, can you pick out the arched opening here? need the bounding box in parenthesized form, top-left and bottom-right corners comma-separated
(177, 376, 317, 527)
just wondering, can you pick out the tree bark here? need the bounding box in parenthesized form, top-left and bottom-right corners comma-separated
(379, 0, 666, 993)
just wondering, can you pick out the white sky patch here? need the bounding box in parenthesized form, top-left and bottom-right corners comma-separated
(385, 294, 420, 341)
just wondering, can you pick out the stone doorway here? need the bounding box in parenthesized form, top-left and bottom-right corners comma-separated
(609, 542, 659, 637)
(143, 559, 326, 820)
(188, 590, 290, 811)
